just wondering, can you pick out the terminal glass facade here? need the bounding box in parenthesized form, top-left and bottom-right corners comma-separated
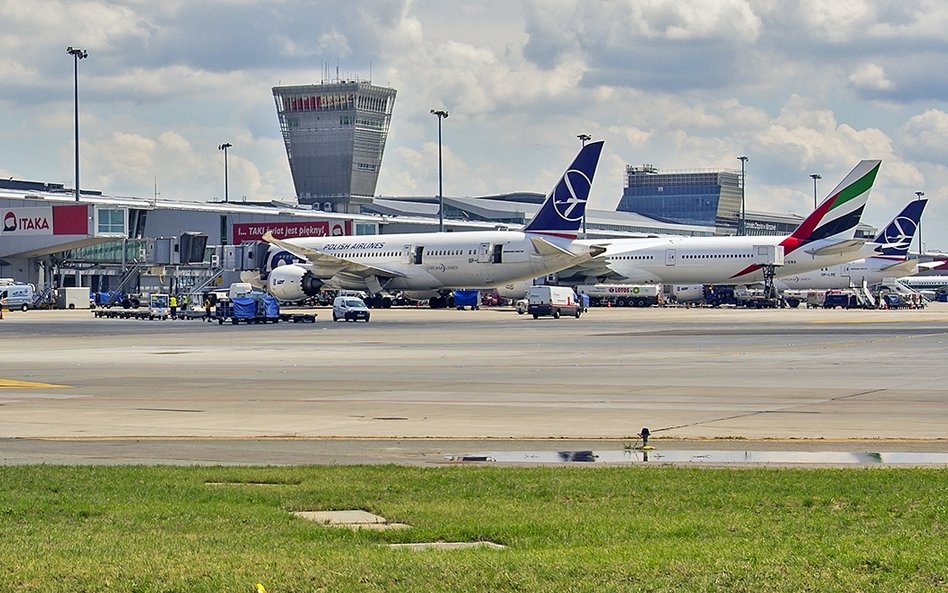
(617, 166, 742, 231)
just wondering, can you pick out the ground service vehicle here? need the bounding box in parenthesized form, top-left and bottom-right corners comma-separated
(526, 285, 581, 319)
(0, 283, 35, 311)
(704, 285, 780, 308)
(148, 294, 170, 319)
(333, 296, 370, 322)
(575, 283, 662, 307)
(453, 290, 480, 310)
(56, 287, 90, 309)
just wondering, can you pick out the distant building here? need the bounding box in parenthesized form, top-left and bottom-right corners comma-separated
(273, 80, 396, 212)
(617, 164, 743, 232)
(616, 163, 874, 239)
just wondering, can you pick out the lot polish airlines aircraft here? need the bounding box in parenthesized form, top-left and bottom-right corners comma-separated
(566, 159, 882, 285)
(258, 141, 606, 306)
(775, 199, 927, 291)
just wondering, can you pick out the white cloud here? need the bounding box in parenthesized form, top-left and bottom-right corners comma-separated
(849, 62, 895, 91)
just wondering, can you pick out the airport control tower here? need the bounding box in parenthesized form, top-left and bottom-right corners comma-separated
(273, 80, 396, 212)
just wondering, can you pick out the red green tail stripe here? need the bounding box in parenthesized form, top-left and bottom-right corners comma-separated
(788, 162, 880, 243)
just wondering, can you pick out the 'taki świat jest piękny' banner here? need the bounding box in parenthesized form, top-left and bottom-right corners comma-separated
(232, 220, 352, 243)
(1, 204, 90, 237)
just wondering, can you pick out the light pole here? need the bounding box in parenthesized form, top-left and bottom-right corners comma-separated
(218, 143, 232, 203)
(430, 109, 448, 232)
(809, 174, 821, 209)
(67, 46, 88, 202)
(737, 156, 748, 235)
(578, 134, 592, 237)
(916, 191, 925, 256)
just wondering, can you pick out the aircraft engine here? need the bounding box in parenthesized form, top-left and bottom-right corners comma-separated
(496, 279, 532, 299)
(267, 264, 323, 301)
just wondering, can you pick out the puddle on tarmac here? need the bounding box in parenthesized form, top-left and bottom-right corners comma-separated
(452, 450, 948, 465)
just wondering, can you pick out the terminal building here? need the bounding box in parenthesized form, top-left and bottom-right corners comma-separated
(617, 164, 876, 239)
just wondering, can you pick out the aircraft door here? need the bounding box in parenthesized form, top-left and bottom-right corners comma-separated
(403, 245, 424, 264)
(665, 249, 677, 266)
(841, 263, 851, 279)
(477, 242, 492, 263)
(492, 244, 503, 264)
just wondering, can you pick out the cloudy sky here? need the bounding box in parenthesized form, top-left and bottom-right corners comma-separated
(1, 0, 947, 249)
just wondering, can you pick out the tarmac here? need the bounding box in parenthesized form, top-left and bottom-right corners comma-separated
(1, 303, 946, 465)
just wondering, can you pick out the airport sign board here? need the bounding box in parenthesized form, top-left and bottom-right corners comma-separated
(1, 204, 90, 237)
(233, 220, 351, 243)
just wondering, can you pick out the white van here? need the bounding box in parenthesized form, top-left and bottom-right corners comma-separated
(332, 296, 370, 322)
(526, 285, 581, 319)
(0, 284, 36, 311)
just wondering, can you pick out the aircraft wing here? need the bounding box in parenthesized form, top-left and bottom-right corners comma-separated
(916, 261, 945, 271)
(530, 236, 607, 259)
(804, 239, 866, 257)
(262, 231, 405, 279)
(879, 260, 918, 275)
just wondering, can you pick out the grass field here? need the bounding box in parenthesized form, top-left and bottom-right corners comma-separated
(1, 465, 946, 592)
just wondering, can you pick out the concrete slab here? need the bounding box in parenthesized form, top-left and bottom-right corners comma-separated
(293, 510, 410, 530)
(294, 510, 387, 524)
(387, 542, 506, 551)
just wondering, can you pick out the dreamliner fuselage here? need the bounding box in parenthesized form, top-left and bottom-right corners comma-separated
(273, 230, 585, 292)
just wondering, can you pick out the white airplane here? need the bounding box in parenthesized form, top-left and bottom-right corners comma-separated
(896, 275, 948, 299)
(258, 141, 606, 307)
(775, 199, 927, 291)
(565, 159, 882, 285)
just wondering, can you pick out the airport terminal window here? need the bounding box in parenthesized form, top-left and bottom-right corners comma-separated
(97, 208, 125, 234)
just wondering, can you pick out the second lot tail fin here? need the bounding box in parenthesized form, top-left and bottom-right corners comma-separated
(786, 159, 881, 246)
(523, 140, 604, 238)
(872, 199, 927, 256)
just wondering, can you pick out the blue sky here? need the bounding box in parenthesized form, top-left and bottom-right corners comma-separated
(1, 0, 947, 250)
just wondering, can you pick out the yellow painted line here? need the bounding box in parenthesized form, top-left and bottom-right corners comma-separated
(0, 378, 68, 389)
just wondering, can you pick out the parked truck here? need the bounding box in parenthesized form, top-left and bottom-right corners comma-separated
(575, 283, 663, 307)
(526, 285, 582, 319)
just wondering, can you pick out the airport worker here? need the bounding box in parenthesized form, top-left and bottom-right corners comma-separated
(169, 294, 178, 319)
(203, 295, 213, 322)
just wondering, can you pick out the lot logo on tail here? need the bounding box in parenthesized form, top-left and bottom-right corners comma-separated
(874, 199, 926, 257)
(552, 170, 592, 222)
(881, 217, 917, 251)
(524, 140, 603, 238)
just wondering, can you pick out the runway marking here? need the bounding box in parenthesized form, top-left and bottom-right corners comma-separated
(656, 389, 890, 433)
(0, 378, 68, 389)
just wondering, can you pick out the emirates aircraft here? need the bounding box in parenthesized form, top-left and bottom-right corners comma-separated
(775, 199, 927, 291)
(567, 159, 882, 285)
(258, 141, 606, 307)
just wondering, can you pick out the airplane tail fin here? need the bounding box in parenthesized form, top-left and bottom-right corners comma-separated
(786, 160, 881, 246)
(523, 140, 604, 238)
(872, 199, 927, 256)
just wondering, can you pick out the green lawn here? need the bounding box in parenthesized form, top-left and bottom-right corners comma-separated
(1, 465, 946, 592)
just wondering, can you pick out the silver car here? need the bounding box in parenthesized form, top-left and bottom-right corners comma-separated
(332, 296, 371, 322)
